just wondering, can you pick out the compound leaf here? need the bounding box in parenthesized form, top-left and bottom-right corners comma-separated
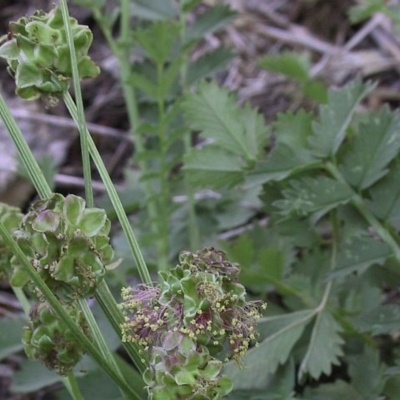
(308, 80, 374, 158)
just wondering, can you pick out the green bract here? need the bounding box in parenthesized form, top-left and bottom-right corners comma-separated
(0, 6, 99, 101)
(10, 193, 113, 302)
(119, 248, 265, 399)
(23, 301, 90, 375)
(0, 203, 23, 281)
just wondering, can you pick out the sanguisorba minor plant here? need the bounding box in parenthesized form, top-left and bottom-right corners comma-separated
(0, 2, 265, 400)
(3, 0, 400, 399)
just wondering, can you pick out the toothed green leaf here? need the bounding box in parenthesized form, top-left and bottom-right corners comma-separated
(273, 176, 353, 219)
(185, 4, 236, 43)
(367, 157, 400, 224)
(340, 107, 400, 190)
(258, 52, 311, 82)
(328, 236, 392, 281)
(184, 82, 268, 161)
(309, 80, 374, 157)
(298, 311, 344, 380)
(351, 304, 400, 336)
(183, 146, 245, 188)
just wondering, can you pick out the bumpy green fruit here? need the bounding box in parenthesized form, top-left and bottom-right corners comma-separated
(23, 301, 90, 375)
(10, 193, 113, 302)
(0, 6, 99, 101)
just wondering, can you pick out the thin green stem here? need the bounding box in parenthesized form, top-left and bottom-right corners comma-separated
(95, 280, 148, 372)
(0, 222, 142, 400)
(63, 92, 151, 284)
(93, 2, 169, 271)
(65, 373, 84, 400)
(59, 0, 94, 207)
(314, 211, 339, 313)
(118, 0, 140, 129)
(78, 298, 130, 400)
(0, 90, 51, 199)
(156, 62, 170, 271)
(178, 2, 200, 251)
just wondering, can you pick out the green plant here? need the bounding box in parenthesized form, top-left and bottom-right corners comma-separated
(0, 1, 263, 399)
(72, 0, 236, 272)
(1, 0, 400, 399)
(181, 78, 400, 398)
